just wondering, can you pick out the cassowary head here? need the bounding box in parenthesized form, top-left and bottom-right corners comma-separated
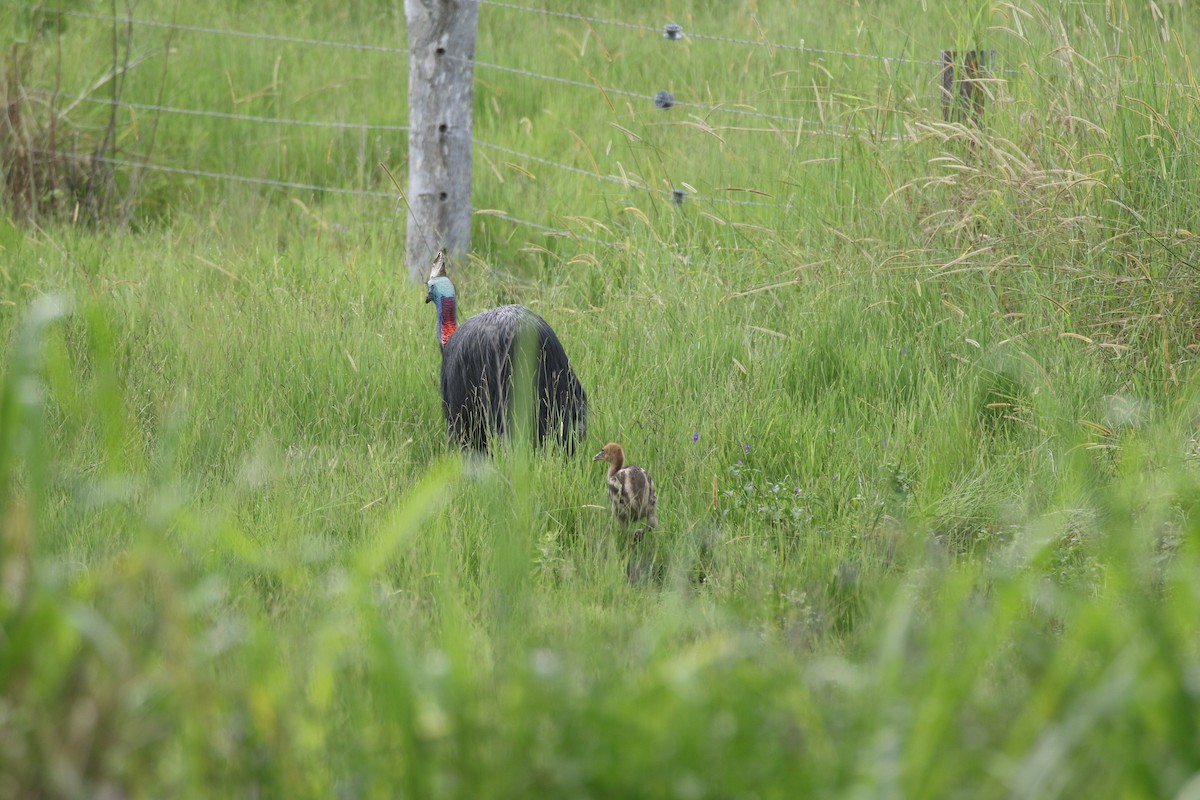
(425, 249, 455, 304)
(426, 250, 458, 348)
(593, 442, 625, 468)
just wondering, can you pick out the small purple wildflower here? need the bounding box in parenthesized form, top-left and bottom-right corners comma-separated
(737, 459, 743, 465)
(744, 443, 751, 453)
(692, 432, 700, 443)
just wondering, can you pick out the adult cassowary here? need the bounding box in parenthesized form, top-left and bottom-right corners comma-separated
(424, 250, 587, 453)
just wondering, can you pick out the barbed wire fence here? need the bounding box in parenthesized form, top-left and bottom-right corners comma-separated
(10, 1, 1009, 251)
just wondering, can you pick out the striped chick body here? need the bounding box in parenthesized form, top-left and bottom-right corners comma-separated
(594, 443, 658, 530)
(607, 465, 658, 528)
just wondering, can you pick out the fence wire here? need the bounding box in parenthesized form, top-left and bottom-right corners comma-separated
(52, 7, 409, 54)
(65, 94, 409, 131)
(47, 7, 912, 137)
(14, 2, 1084, 248)
(56, 151, 396, 197)
(470, 57, 894, 134)
(476, 211, 620, 247)
(43, 1, 996, 74)
(473, 140, 796, 207)
(478, 0, 945, 68)
(41, 148, 622, 246)
(59, 93, 800, 208)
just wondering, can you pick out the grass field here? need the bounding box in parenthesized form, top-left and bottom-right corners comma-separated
(5, 0, 1200, 796)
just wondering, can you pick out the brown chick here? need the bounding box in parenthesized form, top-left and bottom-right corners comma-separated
(593, 442, 658, 532)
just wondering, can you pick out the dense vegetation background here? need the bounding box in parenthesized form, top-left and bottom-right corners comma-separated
(4, 0, 1200, 796)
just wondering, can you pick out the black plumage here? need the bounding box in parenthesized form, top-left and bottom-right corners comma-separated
(426, 251, 587, 453)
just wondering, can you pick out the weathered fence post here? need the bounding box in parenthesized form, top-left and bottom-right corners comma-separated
(405, 0, 479, 281)
(939, 49, 992, 126)
(939, 50, 956, 122)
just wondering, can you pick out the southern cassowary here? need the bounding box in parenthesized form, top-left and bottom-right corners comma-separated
(593, 442, 658, 532)
(425, 250, 587, 452)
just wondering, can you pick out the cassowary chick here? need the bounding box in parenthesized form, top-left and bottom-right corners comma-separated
(593, 442, 658, 532)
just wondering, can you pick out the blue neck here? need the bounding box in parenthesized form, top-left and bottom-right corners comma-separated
(436, 295, 457, 348)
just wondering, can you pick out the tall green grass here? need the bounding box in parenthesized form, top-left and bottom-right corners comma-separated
(4, 0, 1200, 796)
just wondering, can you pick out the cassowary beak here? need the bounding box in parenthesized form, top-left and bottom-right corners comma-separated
(592, 450, 605, 461)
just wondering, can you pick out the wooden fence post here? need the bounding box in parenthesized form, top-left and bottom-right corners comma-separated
(939, 49, 992, 126)
(939, 50, 956, 122)
(405, 0, 479, 281)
